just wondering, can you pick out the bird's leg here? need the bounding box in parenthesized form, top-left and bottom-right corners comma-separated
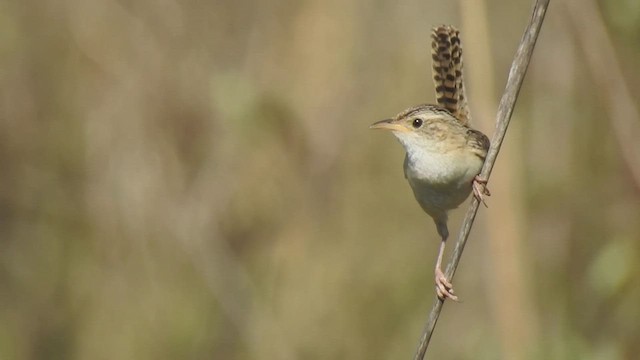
(434, 220, 458, 301)
(472, 175, 491, 207)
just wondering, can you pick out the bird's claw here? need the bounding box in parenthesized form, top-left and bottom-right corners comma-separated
(435, 268, 458, 301)
(472, 175, 490, 208)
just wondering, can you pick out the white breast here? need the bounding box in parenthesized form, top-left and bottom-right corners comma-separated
(402, 142, 483, 214)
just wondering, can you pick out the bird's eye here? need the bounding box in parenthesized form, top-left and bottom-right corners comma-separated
(412, 118, 423, 128)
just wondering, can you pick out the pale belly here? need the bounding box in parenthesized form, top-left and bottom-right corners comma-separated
(403, 151, 482, 216)
(407, 175, 473, 214)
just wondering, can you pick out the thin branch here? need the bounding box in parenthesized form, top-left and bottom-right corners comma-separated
(412, 0, 550, 359)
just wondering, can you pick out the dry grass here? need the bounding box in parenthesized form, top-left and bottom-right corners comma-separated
(1, 0, 639, 359)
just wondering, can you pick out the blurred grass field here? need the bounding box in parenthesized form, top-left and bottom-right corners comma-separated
(1, 0, 640, 359)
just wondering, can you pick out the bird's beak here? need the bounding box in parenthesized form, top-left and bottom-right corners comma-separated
(369, 119, 408, 132)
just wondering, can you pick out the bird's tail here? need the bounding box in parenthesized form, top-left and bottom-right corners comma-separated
(431, 25, 471, 125)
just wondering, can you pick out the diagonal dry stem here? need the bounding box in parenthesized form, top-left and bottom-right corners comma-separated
(412, 0, 551, 359)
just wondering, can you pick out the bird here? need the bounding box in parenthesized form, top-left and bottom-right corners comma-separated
(370, 25, 490, 301)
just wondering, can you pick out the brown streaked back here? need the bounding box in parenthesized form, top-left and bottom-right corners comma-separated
(431, 25, 471, 126)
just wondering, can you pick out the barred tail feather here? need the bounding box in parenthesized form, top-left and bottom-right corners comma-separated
(431, 25, 471, 125)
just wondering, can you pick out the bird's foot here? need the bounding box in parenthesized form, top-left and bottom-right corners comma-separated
(435, 267, 458, 301)
(472, 175, 491, 208)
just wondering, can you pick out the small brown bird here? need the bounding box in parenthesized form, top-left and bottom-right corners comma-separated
(371, 26, 489, 301)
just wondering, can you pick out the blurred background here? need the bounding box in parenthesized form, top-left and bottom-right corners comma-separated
(1, 0, 639, 359)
